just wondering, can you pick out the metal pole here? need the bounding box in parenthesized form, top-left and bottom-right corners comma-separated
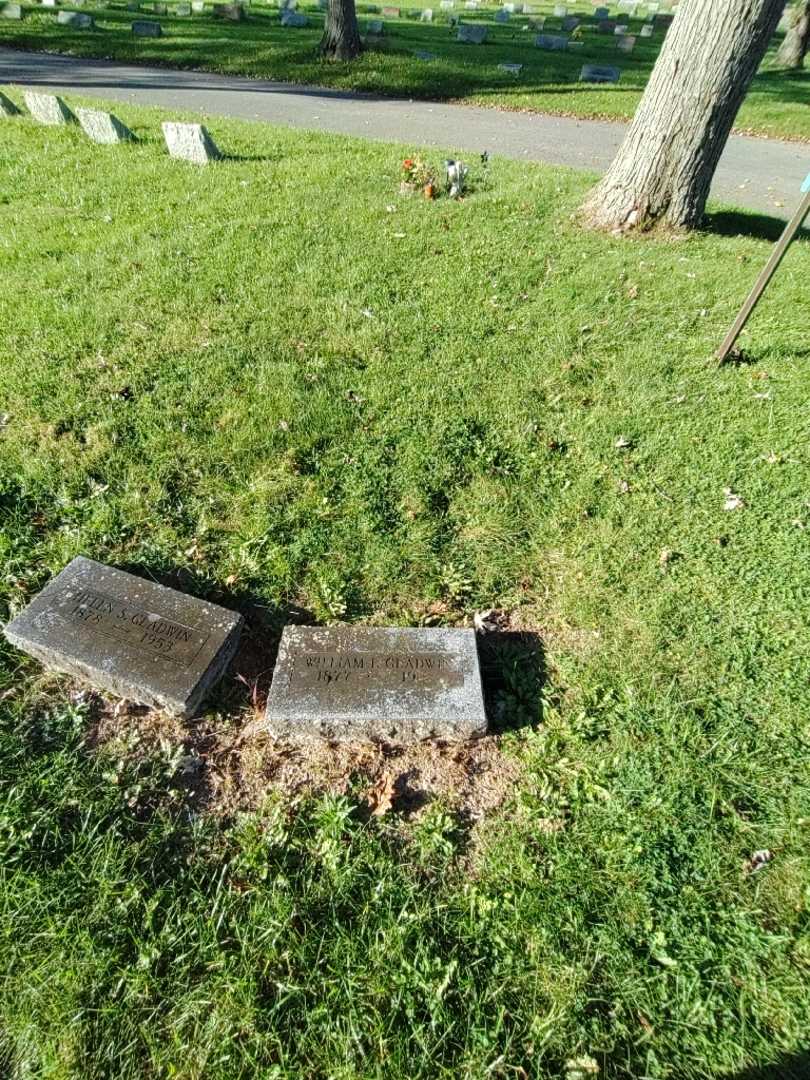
(716, 174, 810, 363)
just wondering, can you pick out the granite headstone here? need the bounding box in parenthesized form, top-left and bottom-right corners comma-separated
(3, 556, 243, 717)
(24, 91, 75, 125)
(132, 18, 162, 33)
(265, 626, 487, 742)
(162, 120, 221, 163)
(76, 106, 135, 143)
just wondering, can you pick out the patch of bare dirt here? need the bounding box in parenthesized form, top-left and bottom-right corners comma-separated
(85, 695, 524, 826)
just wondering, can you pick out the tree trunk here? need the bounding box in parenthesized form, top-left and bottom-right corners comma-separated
(580, 0, 787, 233)
(320, 0, 362, 60)
(776, 0, 810, 67)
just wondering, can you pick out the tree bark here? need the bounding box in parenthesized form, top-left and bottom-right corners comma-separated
(580, 0, 787, 233)
(320, 0, 363, 60)
(776, 0, 810, 67)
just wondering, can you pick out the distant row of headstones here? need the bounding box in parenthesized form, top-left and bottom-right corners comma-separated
(0, 90, 222, 163)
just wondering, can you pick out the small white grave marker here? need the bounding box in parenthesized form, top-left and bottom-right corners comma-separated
(24, 91, 75, 125)
(162, 121, 221, 164)
(76, 106, 135, 143)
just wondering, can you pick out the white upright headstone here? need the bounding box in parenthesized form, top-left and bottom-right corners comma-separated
(162, 122, 221, 164)
(76, 106, 135, 144)
(24, 91, 75, 125)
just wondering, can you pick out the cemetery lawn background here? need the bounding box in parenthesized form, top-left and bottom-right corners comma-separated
(1, 0, 809, 142)
(1, 94, 810, 1079)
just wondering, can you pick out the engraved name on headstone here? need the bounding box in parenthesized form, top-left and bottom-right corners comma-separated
(265, 626, 487, 742)
(3, 557, 243, 717)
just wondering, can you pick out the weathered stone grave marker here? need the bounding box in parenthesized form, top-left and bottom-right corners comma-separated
(597, 17, 615, 31)
(561, 14, 579, 29)
(162, 120, 221, 163)
(580, 62, 620, 81)
(420, 6, 432, 19)
(191, 0, 204, 10)
(457, 21, 487, 42)
(265, 626, 487, 742)
(593, 5, 609, 16)
(132, 17, 162, 32)
(76, 106, 135, 143)
(41, 0, 57, 7)
(3, 557, 243, 717)
(366, 16, 383, 32)
(414, 48, 437, 59)
(498, 60, 522, 73)
(0, 90, 21, 116)
(639, 22, 653, 36)
(57, 9, 94, 26)
(552, 2, 566, 14)
(1, 2, 22, 18)
(280, 8, 307, 24)
(24, 91, 75, 125)
(616, 32, 635, 51)
(176, 2, 191, 14)
(213, 1, 245, 18)
(381, 4, 399, 15)
(153, 1, 167, 11)
(494, 8, 509, 21)
(535, 32, 567, 48)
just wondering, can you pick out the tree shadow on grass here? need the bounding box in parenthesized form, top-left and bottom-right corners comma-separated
(704, 207, 809, 242)
(725, 1051, 810, 1080)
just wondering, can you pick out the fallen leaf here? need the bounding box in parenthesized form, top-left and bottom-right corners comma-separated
(614, 435, 633, 450)
(367, 772, 396, 817)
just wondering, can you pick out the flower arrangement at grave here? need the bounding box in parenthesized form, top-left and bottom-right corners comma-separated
(400, 155, 439, 198)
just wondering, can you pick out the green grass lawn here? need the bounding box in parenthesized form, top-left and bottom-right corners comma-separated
(1, 0, 809, 140)
(2, 93, 810, 1078)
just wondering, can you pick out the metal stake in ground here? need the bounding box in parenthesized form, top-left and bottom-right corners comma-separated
(716, 172, 810, 362)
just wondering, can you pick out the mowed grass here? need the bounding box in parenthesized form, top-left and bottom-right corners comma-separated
(2, 95, 810, 1078)
(1, 0, 809, 139)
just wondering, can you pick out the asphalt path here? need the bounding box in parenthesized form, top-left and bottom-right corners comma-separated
(1, 46, 807, 218)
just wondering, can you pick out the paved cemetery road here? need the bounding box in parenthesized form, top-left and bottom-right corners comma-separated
(1, 46, 807, 219)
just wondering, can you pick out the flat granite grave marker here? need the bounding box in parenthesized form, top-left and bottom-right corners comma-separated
(153, 1, 167, 11)
(498, 60, 522, 73)
(366, 17, 383, 32)
(1, 2, 23, 18)
(0, 90, 21, 116)
(616, 32, 635, 51)
(535, 32, 567, 48)
(457, 21, 487, 41)
(494, 8, 509, 21)
(76, 106, 135, 143)
(3, 557, 243, 717)
(24, 91, 75, 125)
(265, 626, 487, 742)
(561, 14, 579, 29)
(132, 18, 162, 32)
(57, 9, 94, 26)
(593, 5, 609, 15)
(639, 22, 653, 35)
(580, 62, 620, 81)
(280, 9, 307, 24)
(381, 4, 399, 15)
(162, 121, 221, 163)
(414, 48, 436, 59)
